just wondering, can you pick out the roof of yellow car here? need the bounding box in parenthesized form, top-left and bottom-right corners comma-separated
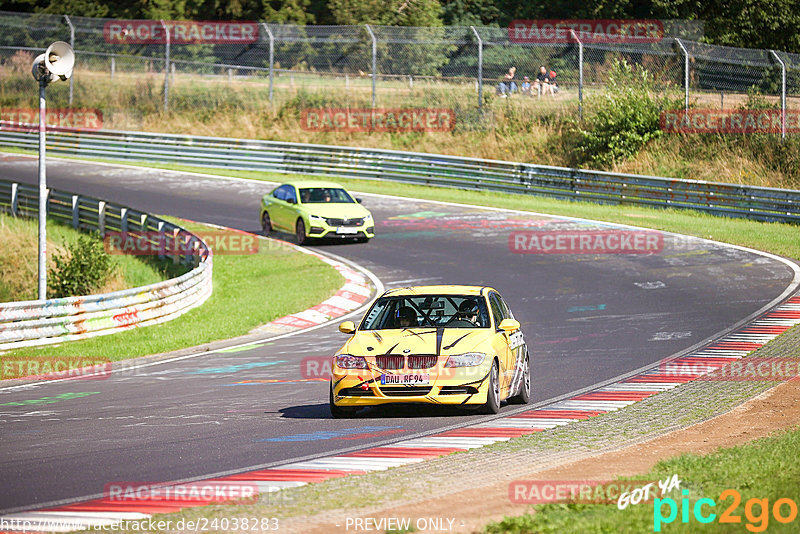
(381, 285, 492, 297)
(281, 179, 350, 189)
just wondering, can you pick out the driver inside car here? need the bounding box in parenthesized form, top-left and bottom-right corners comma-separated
(395, 306, 418, 328)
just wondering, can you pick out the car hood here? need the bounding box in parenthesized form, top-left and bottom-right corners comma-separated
(302, 203, 371, 219)
(342, 328, 495, 357)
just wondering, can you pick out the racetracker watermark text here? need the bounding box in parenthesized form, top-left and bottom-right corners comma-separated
(104, 230, 258, 255)
(2, 357, 111, 380)
(509, 19, 664, 43)
(300, 108, 455, 133)
(0, 108, 103, 130)
(661, 109, 800, 134)
(103, 20, 258, 44)
(509, 230, 664, 254)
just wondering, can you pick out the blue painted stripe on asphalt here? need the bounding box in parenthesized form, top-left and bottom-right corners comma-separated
(259, 426, 403, 442)
(188, 361, 287, 374)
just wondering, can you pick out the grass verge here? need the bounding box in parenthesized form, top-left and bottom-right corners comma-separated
(1, 217, 344, 362)
(0, 212, 171, 302)
(485, 424, 800, 533)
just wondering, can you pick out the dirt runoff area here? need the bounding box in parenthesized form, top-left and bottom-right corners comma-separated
(298, 377, 800, 534)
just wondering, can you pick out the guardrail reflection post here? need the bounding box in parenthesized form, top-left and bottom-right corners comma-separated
(63, 15, 74, 105)
(471, 26, 483, 112)
(570, 29, 583, 121)
(161, 20, 170, 112)
(675, 38, 689, 113)
(769, 50, 787, 140)
(365, 24, 377, 108)
(262, 23, 274, 103)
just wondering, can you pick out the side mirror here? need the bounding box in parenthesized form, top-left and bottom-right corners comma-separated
(356, 198, 363, 204)
(287, 197, 296, 205)
(339, 321, 356, 334)
(498, 318, 520, 333)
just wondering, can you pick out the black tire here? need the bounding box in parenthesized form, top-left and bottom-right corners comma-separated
(479, 360, 501, 414)
(295, 219, 307, 245)
(261, 212, 272, 235)
(508, 350, 531, 405)
(329, 382, 357, 419)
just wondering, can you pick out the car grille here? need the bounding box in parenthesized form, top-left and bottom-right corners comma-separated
(326, 217, 363, 227)
(375, 355, 438, 370)
(407, 355, 438, 369)
(338, 387, 375, 397)
(376, 355, 405, 370)
(439, 386, 480, 395)
(380, 387, 433, 396)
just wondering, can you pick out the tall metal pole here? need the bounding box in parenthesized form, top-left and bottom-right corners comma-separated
(161, 20, 170, 112)
(262, 23, 274, 103)
(675, 38, 689, 113)
(769, 50, 787, 140)
(471, 26, 483, 112)
(365, 24, 377, 108)
(570, 30, 583, 121)
(64, 15, 74, 105)
(38, 78, 47, 300)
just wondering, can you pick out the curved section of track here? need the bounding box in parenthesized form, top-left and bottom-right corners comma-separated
(0, 154, 797, 512)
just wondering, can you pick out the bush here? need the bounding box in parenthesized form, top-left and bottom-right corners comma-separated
(565, 59, 683, 168)
(48, 234, 117, 298)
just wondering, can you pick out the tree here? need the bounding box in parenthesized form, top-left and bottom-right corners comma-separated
(328, 0, 443, 26)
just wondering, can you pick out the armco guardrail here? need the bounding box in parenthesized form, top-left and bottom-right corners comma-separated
(0, 179, 212, 351)
(1, 125, 799, 224)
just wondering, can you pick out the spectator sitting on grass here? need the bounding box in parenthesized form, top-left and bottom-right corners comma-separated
(497, 66, 517, 97)
(520, 76, 532, 95)
(535, 66, 554, 98)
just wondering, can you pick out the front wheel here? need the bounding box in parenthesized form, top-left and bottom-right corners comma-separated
(507, 350, 531, 404)
(330, 383, 357, 419)
(479, 360, 501, 414)
(295, 219, 307, 245)
(261, 212, 272, 235)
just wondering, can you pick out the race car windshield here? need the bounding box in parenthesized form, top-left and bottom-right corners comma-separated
(299, 187, 355, 204)
(360, 295, 490, 330)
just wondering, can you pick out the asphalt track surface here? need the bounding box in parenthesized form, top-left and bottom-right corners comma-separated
(0, 154, 796, 512)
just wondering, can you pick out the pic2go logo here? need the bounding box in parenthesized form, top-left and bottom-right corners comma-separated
(654, 489, 799, 532)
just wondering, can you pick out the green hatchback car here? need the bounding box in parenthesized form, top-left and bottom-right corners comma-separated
(260, 180, 375, 244)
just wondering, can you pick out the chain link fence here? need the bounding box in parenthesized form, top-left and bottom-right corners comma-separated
(0, 11, 798, 136)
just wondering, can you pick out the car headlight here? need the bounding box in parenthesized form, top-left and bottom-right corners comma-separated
(335, 354, 368, 369)
(363, 214, 373, 223)
(309, 214, 325, 223)
(444, 352, 486, 367)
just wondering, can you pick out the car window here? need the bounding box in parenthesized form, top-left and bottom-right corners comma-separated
(272, 185, 289, 201)
(496, 293, 514, 320)
(360, 295, 490, 330)
(298, 187, 355, 204)
(285, 186, 297, 204)
(488, 293, 506, 329)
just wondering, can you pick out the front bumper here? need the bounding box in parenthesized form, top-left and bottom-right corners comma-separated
(331, 366, 491, 407)
(308, 220, 375, 240)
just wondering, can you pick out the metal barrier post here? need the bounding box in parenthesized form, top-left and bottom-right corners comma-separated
(11, 182, 18, 216)
(471, 26, 483, 112)
(71, 194, 79, 228)
(161, 20, 170, 112)
(570, 29, 583, 121)
(769, 50, 787, 140)
(675, 38, 689, 113)
(262, 23, 274, 103)
(63, 15, 74, 105)
(365, 24, 377, 108)
(37, 78, 47, 301)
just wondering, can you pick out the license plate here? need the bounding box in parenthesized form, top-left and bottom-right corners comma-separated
(336, 227, 358, 234)
(381, 373, 429, 385)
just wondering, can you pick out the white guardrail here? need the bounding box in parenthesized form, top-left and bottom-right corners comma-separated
(0, 179, 212, 351)
(1, 125, 799, 224)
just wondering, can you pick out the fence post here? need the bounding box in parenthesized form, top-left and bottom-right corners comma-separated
(98, 200, 106, 237)
(71, 194, 79, 229)
(570, 29, 583, 121)
(11, 182, 18, 216)
(365, 24, 377, 108)
(675, 38, 689, 113)
(63, 15, 75, 106)
(160, 20, 170, 112)
(111, 54, 115, 79)
(769, 50, 787, 140)
(471, 26, 483, 112)
(261, 23, 274, 103)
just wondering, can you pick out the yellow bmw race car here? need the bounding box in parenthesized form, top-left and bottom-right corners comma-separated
(330, 285, 530, 417)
